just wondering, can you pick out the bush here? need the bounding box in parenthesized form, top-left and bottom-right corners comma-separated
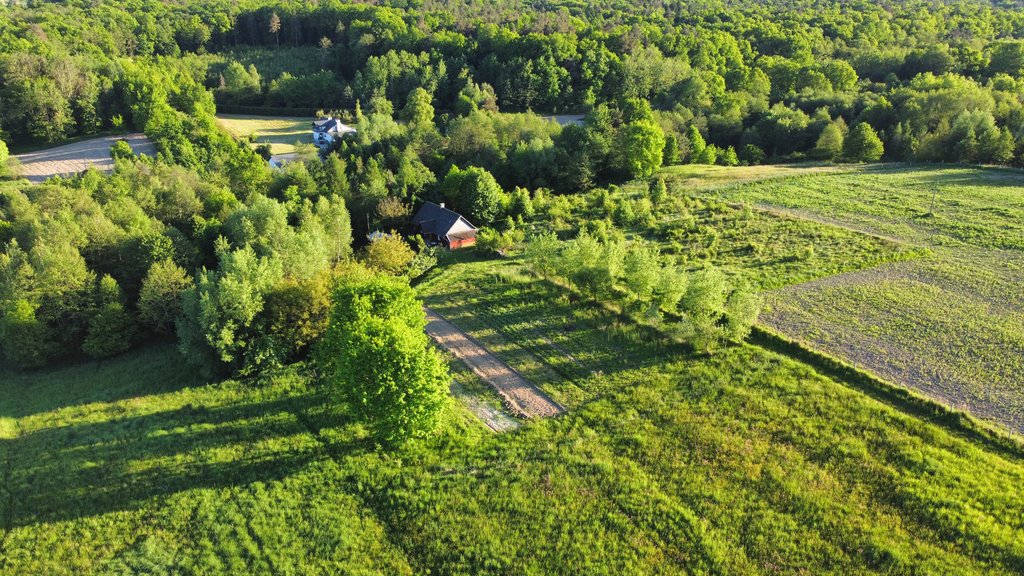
(724, 288, 763, 342)
(363, 234, 415, 275)
(477, 226, 524, 256)
(110, 139, 135, 160)
(740, 144, 766, 165)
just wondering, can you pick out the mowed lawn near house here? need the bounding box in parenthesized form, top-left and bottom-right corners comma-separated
(215, 114, 313, 155)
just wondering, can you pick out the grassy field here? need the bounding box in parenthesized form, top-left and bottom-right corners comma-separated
(708, 165, 1024, 251)
(3, 259, 1024, 574)
(682, 165, 1024, 434)
(534, 164, 923, 292)
(215, 114, 313, 155)
(4, 163, 1024, 573)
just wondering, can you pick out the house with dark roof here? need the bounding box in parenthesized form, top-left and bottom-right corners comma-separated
(312, 117, 356, 149)
(411, 202, 477, 249)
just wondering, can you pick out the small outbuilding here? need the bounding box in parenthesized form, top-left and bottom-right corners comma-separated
(411, 202, 477, 249)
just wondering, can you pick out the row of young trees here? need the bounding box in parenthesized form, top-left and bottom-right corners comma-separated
(522, 230, 762, 354)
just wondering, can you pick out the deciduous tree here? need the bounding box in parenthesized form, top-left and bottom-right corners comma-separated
(316, 276, 448, 444)
(139, 259, 192, 333)
(843, 122, 884, 162)
(617, 120, 665, 178)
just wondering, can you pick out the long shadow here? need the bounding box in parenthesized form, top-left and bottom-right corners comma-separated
(0, 343, 203, 419)
(1, 389, 370, 527)
(428, 283, 689, 394)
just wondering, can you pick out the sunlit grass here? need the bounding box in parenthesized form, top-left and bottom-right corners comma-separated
(216, 114, 313, 155)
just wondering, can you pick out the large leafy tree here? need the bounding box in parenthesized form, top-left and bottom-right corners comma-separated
(814, 119, 846, 161)
(843, 122, 885, 162)
(401, 87, 435, 129)
(82, 275, 136, 359)
(440, 165, 508, 225)
(616, 120, 665, 178)
(139, 259, 192, 333)
(316, 276, 448, 444)
(177, 243, 283, 375)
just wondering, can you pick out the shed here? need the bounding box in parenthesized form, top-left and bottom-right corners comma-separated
(411, 202, 477, 249)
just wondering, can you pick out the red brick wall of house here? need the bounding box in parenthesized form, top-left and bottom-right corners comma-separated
(449, 236, 476, 249)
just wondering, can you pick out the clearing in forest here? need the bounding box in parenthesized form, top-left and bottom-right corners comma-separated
(215, 114, 313, 154)
(13, 134, 156, 183)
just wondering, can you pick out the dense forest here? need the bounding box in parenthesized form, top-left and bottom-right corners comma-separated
(2, 0, 1024, 431)
(3, 0, 1024, 163)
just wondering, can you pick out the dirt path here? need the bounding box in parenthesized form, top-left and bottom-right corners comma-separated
(424, 307, 564, 419)
(13, 134, 156, 183)
(756, 204, 909, 245)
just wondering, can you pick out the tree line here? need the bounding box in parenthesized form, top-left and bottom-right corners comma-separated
(2, 0, 1024, 166)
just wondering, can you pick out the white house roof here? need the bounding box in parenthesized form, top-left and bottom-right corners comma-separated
(312, 117, 356, 136)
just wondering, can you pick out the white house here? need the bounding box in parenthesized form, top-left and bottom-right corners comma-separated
(312, 117, 356, 149)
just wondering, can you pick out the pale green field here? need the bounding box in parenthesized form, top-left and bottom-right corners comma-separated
(700, 164, 1024, 433)
(216, 114, 313, 154)
(657, 162, 848, 191)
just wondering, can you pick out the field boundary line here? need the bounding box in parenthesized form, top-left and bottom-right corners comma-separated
(750, 325, 1024, 458)
(751, 204, 913, 247)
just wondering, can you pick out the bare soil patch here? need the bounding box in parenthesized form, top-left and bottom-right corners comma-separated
(449, 382, 520, 432)
(762, 255, 1024, 434)
(425, 307, 564, 419)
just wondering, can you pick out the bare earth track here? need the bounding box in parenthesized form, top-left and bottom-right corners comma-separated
(13, 134, 156, 183)
(425, 307, 564, 419)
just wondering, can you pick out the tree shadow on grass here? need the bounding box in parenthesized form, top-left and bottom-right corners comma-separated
(2, 390, 371, 528)
(428, 287, 691, 389)
(0, 343, 207, 419)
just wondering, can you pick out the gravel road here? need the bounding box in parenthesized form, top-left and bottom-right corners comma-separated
(425, 307, 564, 419)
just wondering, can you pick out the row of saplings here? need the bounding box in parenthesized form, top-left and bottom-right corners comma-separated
(522, 230, 763, 354)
